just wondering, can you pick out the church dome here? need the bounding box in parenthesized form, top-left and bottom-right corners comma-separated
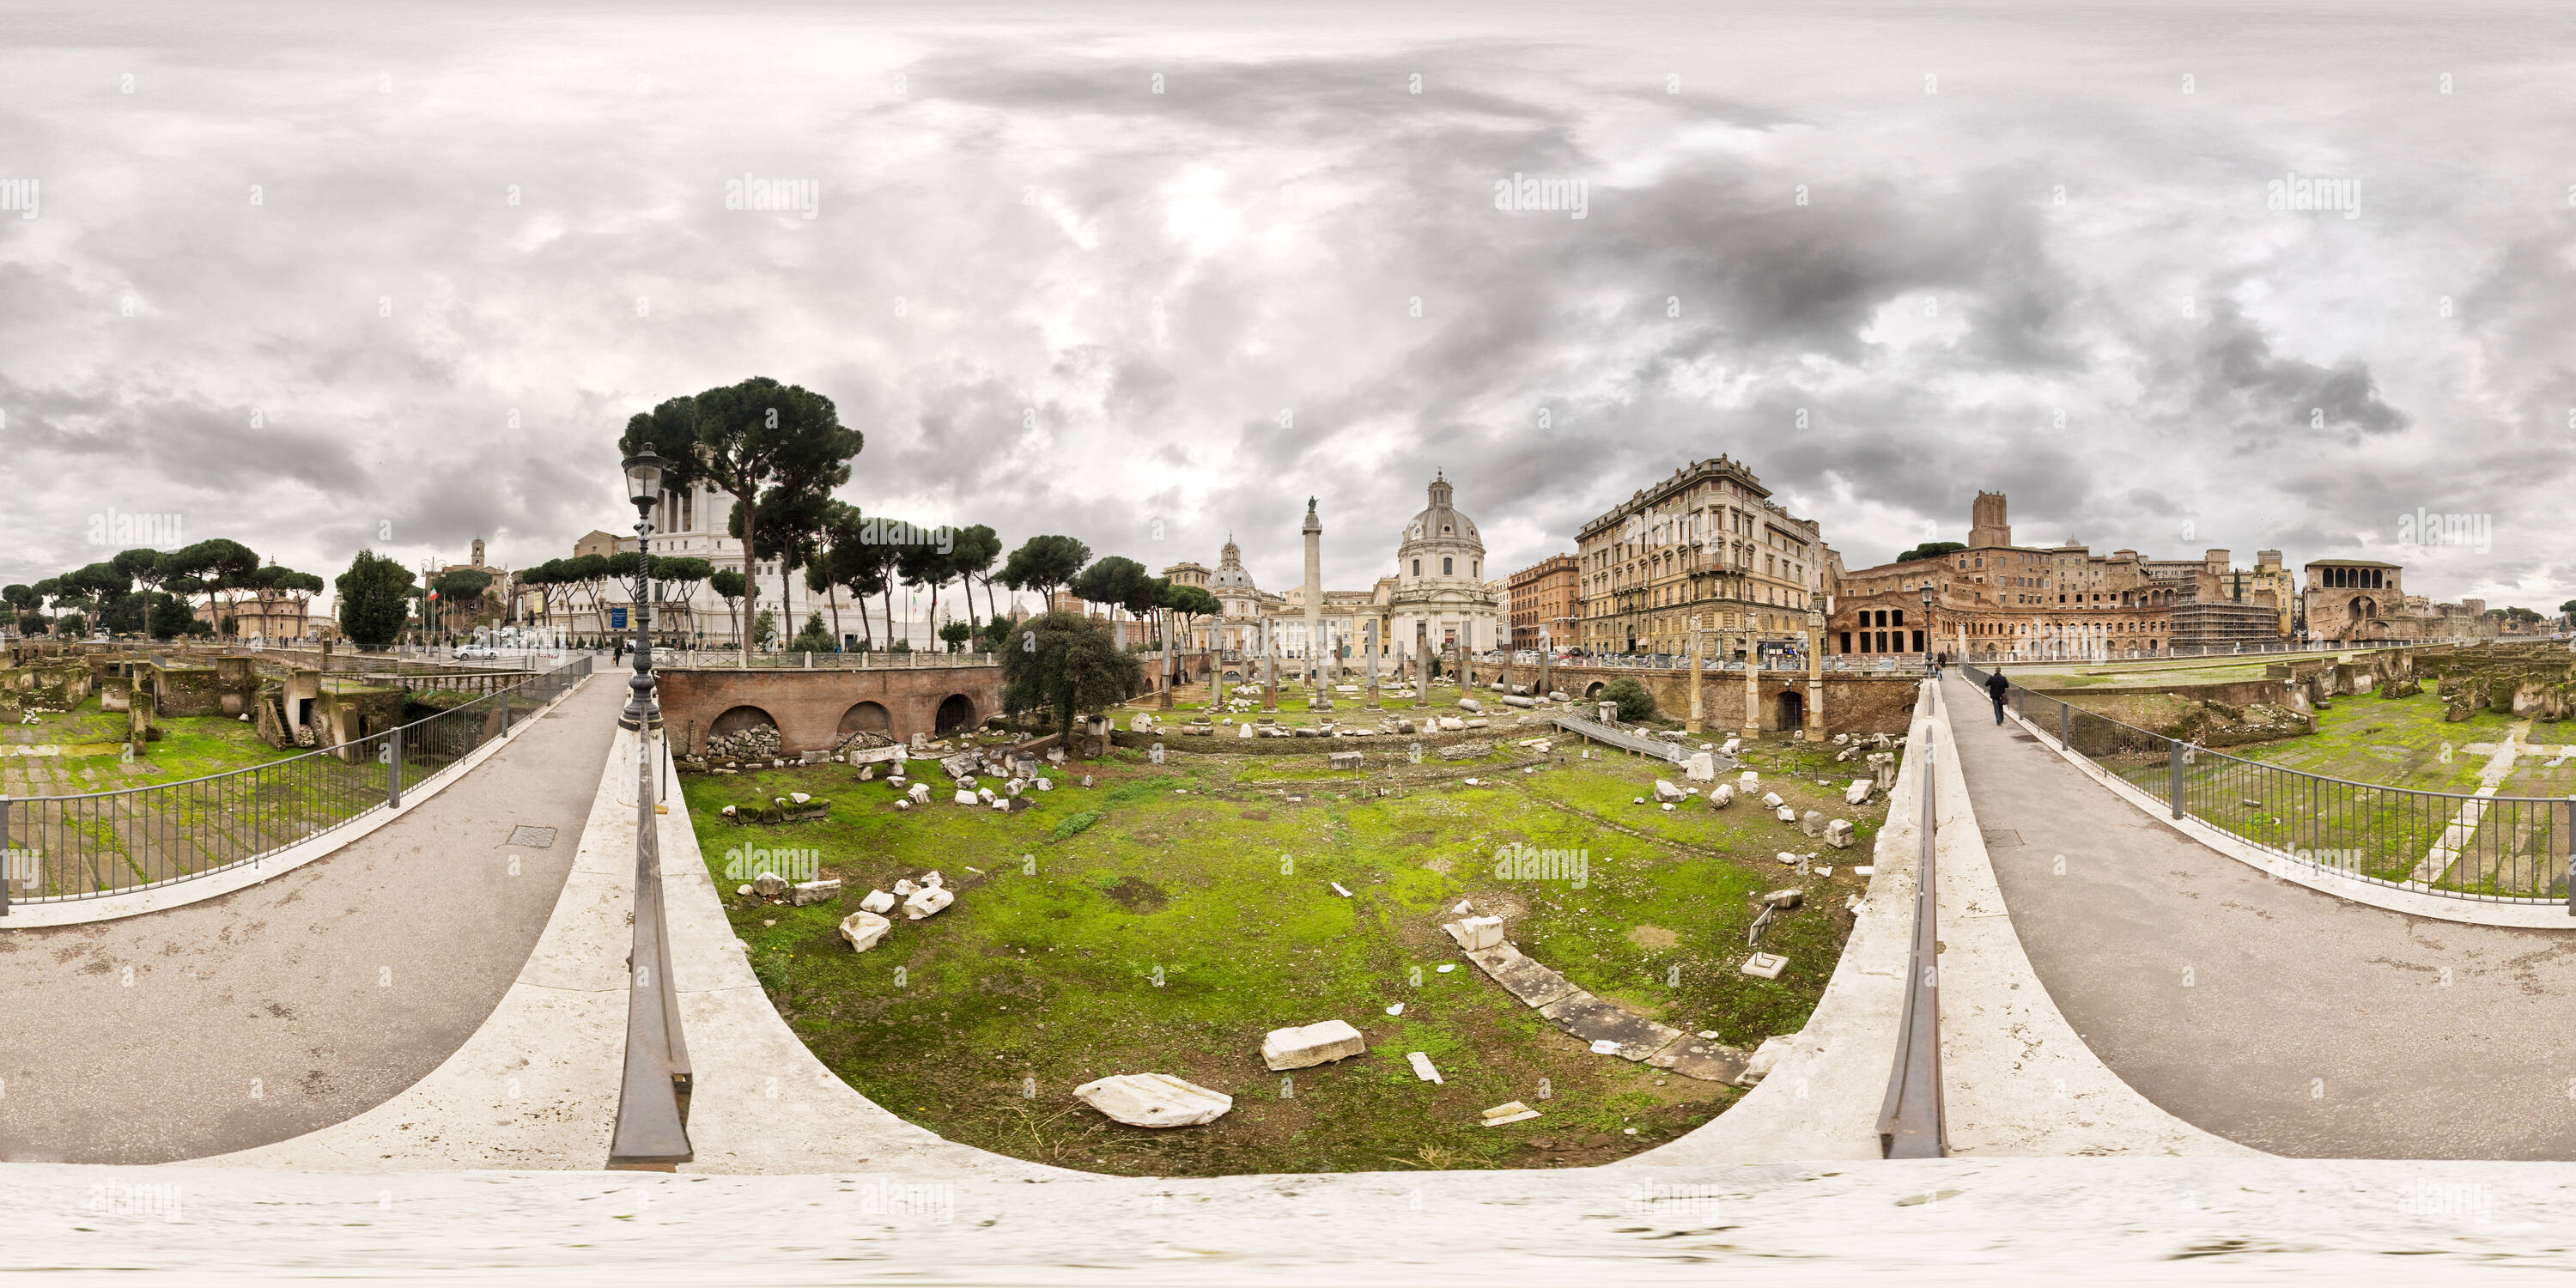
(1398, 474, 1482, 556)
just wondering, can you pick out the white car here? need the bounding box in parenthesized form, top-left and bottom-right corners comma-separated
(453, 644, 499, 660)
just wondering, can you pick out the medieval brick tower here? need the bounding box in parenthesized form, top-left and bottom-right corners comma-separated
(1967, 491, 2012, 550)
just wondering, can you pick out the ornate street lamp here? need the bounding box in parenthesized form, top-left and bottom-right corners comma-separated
(619, 442, 666, 731)
(1920, 581, 1936, 670)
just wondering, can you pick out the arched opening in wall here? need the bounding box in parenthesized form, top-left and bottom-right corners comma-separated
(1583, 681, 1606, 700)
(935, 693, 975, 733)
(1223, 669, 1242, 683)
(709, 705, 779, 738)
(1777, 689, 1804, 730)
(706, 704, 782, 756)
(838, 701, 891, 736)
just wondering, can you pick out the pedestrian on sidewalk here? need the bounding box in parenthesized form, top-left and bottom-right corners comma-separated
(1986, 665, 2010, 726)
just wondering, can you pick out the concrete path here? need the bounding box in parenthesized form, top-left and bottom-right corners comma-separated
(0, 674, 619, 1165)
(1941, 671, 2576, 1160)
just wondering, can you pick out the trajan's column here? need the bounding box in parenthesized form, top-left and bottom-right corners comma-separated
(1301, 496, 1324, 684)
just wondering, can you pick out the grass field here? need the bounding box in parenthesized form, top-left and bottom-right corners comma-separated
(2100, 690, 2569, 895)
(685, 734, 1891, 1176)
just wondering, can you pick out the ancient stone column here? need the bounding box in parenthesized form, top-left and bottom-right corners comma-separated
(1261, 620, 1278, 711)
(1414, 621, 1431, 708)
(1538, 626, 1552, 701)
(1365, 619, 1381, 706)
(1159, 617, 1176, 710)
(1741, 629, 1761, 738)
(1804, 617, 1826, 740)
(1686, 625, 1704, 732)
(1302, 497, 1324, 691)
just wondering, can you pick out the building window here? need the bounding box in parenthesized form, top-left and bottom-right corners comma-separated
(1413, 560, 1421, 576)
(1443, 557, 1454, 575)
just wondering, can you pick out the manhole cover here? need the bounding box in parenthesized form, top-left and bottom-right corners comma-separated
(1982, 829, 2023, 848)
(507, 825, 559, 848)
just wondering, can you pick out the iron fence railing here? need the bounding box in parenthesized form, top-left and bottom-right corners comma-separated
(1880, 711, 1945, 1157)
(0, 654, 592, 912)
(1962, 665, 2575, 908)
(648, 649, 1000, 670)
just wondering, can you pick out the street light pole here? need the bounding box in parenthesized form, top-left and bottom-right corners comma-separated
(620, 444, 668, 732)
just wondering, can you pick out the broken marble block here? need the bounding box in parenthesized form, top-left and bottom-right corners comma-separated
(837, 910, 892, 952)
(1438, 716, 1465, 732)
(1074, 1072, 1233, 1127)
(1736, 1034, 1796, 1087)
(752, 872, 787, 898)
(1035, 776, 1054, 791)
(903, 884, 955, 920)
(953, 789, 978, 806)
(1739, 770, 1759, 790)
(791, 878, 841, 907)
(1739, 951, 1788, 981)
(920, 871, 945, 889)
(1844, 779, 1873, 805)
(1481, 1101, 1541, 1127)
(1684, 752, 1716, 782)
(1826, 818, 1856, 849)
(1261, 1019, 1368, 1071)
(1777, 805, 1798, 823)
(1444, 915, 1506, 951)
(1759, 791, 1784, 809)
(859, 888, 896, 914)
(1708, 783, 1736, 809)
(1800, 809, 1826, 837)
(1653, 780, 1686, 804)
(1868, 751, 1896, 789)
(908, 782, 933, 805)
(1329, 750, 1364, 769)
(1760, 888, 1803, 908)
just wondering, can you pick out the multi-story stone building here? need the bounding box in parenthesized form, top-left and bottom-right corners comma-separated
(1837, 496, 2316, 660)
(1573, 456, 1830, 659)
(1833, 492, 2180, 661)
(2300, 561, 2494, 643)
(1508, 554, 1577, 649)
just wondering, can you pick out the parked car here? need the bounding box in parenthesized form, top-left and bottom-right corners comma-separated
(454, 643, 498, 659)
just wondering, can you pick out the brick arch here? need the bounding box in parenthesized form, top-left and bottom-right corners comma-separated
(838, 701, 890, 735)
(934, 693, 976, 733)
(708, 704, 779, 738)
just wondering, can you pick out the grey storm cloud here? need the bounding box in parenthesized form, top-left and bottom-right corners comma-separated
(2190, 301, 2409, 440)
(0, 2, 2564, 613)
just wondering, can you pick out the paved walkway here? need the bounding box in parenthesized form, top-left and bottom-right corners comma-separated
(0, 674, 621, 1164)
(1941, 671, 2576, 1159)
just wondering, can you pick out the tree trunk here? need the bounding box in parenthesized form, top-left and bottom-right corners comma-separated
(737, 489, 759, 666)
(826, 579, 842, 649)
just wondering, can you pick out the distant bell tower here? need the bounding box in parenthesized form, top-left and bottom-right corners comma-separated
(1967, 491, 2012, 550)
(471, 538, 486, 568)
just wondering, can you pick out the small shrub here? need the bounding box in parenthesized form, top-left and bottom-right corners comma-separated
(1050, 809, 1102, 841)
(1601, 677, 1657, 721)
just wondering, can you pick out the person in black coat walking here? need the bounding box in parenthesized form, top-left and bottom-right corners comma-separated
(1985, 665, 2010, 725)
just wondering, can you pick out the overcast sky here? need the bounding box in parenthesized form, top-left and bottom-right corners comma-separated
(1, 0, 2567, 611)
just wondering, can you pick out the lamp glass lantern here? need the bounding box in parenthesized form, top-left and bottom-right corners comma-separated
(622, 443, 666, 513)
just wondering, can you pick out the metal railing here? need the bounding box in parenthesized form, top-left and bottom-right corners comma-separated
(1963, 665, 2575, 907)
(607, 727, 692, 1168)
(650, 649, 1000, 670)
(0, 654, 592, 912)
(1546, 713, 1690, 763)
(1880, 714, 1945, 1157)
